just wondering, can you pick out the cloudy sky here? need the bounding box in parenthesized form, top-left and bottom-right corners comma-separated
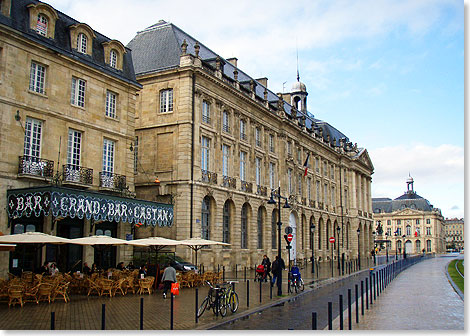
(47, 0, 464, 219)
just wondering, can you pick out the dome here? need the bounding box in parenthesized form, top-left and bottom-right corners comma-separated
(291, 80, 307, 93)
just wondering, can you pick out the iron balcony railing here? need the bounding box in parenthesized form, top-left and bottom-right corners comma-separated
(241, 181, 252, 193)
(222, 175, 236, 189)
(257, 185, 267, 197)
(201, 169, 217, 185)
(99, 171, 126, 190)
(63, 164, 93, 185)
(18, 155, 54, 178)
(222, 124, 230, 133)
(202, 115, 211, 124)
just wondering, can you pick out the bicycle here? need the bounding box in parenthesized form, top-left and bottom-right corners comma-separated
(288, 266, 305, 293)
(220, 281, 239, 313)
(197, 281, 227, 318)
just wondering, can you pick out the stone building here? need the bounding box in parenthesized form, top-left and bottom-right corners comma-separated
(0, 0, 172, 277)
(372, 177, 445, 257)
(128, 21, 375, 270)
(444, 218, 464, 252)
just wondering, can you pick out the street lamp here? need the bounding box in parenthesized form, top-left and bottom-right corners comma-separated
(385, 232, 389, 263)
(336, 226, 341, 271)
(268, 186, 290, 296)
(372, 231, 377, 265)
(310, 223, 315, 274)
(357, 227, 361, 269)
(402, 234, 406, 259)
(394, 230, 398, 260)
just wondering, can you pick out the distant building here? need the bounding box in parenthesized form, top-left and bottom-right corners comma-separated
(444, 218, 464, 251)
(372, 177, 445, 256)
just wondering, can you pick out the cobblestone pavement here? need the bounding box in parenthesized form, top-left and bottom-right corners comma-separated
(356, 255, 464, 330)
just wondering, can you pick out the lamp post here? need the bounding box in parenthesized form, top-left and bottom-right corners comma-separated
(310, 223, 315, 274)
(357, 228, 361, 269)
(402, 235, 406, 259)
(385, 232, 389, 263)
(336, 226, 341, 270)
(372, 231, 376, 265)
(268, 186, 290, 296)
(394, 231, 398, 260)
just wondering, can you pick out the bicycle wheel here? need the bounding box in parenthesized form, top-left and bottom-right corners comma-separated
(219, 297, 227, 317)
(197, 297, 209, 318)
(229, 292, 239, 313)
(299, 279, 305, 291)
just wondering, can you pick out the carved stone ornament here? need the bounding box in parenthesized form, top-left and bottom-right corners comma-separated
(206, 187, 213, 197)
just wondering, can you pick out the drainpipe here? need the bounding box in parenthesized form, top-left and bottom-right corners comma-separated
(190, 71, 195, 238)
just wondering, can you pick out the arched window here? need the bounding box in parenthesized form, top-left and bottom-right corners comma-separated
(257, 209, 263, 249)
(406, 225, 411, 236)
(77, 33, 87, 54)
(318, 220, 322, 250)
(241, 204, 248, 249)
(271, 210, 277, 249)
(14, 224, 25, 234)
(397, 240, 402, 251)
(36, 14, 48, 36)
(110, 49, 118, 68)
(415, 240, 421, 253)
(25, 224, 36, 232)
(201, 197, 210, 240)
(223, 201, 230, 244)
(426, 240, 431, 252)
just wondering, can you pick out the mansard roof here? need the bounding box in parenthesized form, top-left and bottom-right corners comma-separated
(1, 0, 139, 87)
(127, 20, 353, 150)
(373, 191, 434, 214)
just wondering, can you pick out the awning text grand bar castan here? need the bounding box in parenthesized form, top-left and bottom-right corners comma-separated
(7, 186, 173, 227)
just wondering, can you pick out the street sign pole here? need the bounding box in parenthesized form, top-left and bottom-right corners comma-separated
(329, 237, 335, 277)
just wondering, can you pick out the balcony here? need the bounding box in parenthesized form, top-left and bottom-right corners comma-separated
(318, 202, 324, 210)
(240, 133, 247, 141)
(63, 164, 93, 186)
(222, 124, 231, 133)
(18, 156, 54, 179)
(358, 210, 363, 216)
(202, 115, 211, 124)
(257, 185, 267, 197)
(309, 199, 316, 208)
(222, 175, 236, 189)
(99, 172, 126, 190)
(302, 197, 307, 206)
(241, 181, 253, 193)
(201, 169, 217, 185)
(256, 139, 262, 147)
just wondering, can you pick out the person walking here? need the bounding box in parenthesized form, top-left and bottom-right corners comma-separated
(261, 255, 272, 282)
(271, 255, 285, 287)
(161, 264, 177, 299)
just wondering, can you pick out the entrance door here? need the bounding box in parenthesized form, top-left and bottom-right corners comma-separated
(9, 216, 43, 274)
(289, 212, 296, 264)
(95, 222, 117, 270)
(405, 240, 412, 254)
(57, 218, 84, 272)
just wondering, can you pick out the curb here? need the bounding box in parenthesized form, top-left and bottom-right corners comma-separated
(445, 259, 464, 301)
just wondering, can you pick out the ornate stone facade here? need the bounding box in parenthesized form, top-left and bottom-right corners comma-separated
(444, 218, 464, 252)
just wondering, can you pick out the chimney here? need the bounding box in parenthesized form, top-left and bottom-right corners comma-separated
(226, 57, 238, 67)
(256, 77, 268, 88)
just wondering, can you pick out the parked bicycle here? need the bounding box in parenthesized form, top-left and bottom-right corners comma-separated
(220, 280, 239, 313)
(197, 281, 227, 317)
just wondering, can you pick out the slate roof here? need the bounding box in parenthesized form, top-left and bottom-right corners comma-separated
(127, 21, 350, 148)
(373, 191, 434, 213)
(1, 0, 139, 87)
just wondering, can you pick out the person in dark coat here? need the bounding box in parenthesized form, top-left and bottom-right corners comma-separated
(83, 262, 91, 275)
(261, 255, 271, 282)
(271, 255, 285, 287)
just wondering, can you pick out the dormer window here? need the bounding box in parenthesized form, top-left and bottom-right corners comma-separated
(77, 33, 87, 54)
(110, 50, 117, 68)
(36, 14, 48, 36)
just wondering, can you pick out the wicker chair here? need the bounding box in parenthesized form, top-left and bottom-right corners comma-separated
(8, 285, 24, 308)
(87, 279, 101, 296)
(112, 278, 127, 296)
(99, 279, 114, 297)
(124, 276, 137, 294)
(23, 283, 40, 304)
(138, 278, 153, 295)
(37, 283, 54, 304)
(53, 282, 70, 303)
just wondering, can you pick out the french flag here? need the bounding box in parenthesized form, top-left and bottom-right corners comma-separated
(303, 153, 310, 177)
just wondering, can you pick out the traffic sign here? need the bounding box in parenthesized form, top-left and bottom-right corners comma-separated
(287, 233, 293, 242)
(329, 236, 335, 243)
(285, 226, 293, 234)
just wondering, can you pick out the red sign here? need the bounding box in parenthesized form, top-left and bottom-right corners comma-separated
(329, 237, 335, 243)
(287, 233, 293, 242)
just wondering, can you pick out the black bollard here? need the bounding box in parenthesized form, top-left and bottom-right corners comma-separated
(101, 303, 106, 330)
(223, 266, 225, 282)
(348, 289, 352, 330)
(339, 294, 343, 330)
(369, 275, 373, 305)
(259, 279, 262, 303)
(355, 284, 359, 322)
(328, 302, 333, 330)
(235, 264, 238, 279)
(218, 264, 220, 274)
(170, 293, 174, 330)
(270, 279, 272, 299)
(195, 288, 199, 324)
(360, 281, 364, 316)
(365, 279, 369, 310)
(50, 312, 55, 330)
(312, 312, 317, 330)
(373, 273, 376, 300)
(140, 297, 144, 330)
(247, 280, 250, 307)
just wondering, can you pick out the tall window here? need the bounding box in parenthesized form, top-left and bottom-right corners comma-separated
(271, 210, 277, 249)
(416, 219, 420, 225)
(160, 89, 173, 113)
(255, 157, 261, 185)
(406, 225, 411, 236)
(269, 162, 275, 189)
(201, 197, 210, 240)
(106, 90, 117, 118)
(71, 77, 86, 107)
(67, 129, 82, 166)
(241, 204, 248, 249)
(396, 227, 402, 235)
(315, 157, 319, 173)
(344, 189, 348, 208)
(222, 110, 230, 132)
(109, 49, 117, 68)
(240, 119, 247, 140)
(222, 144, 229, 176)
(24, 117, 42, 158)
(426, 227, 431, 235)
(297, 174, 302, 195)
(316, 180, 320, 202)
(426, 240, 431, 252)
(297, 148, 301, 164)
(223, 202, 230, 244)
(331, 186, 335, 207)
(426, 219, 431, 224)
(255, 127, 261, 147)
(36, 14, 48, 36)
(102, 139, 115, 173)
(29, 62, 46, 94)
(287, 141, 292, 156)
(202, 100, 210, 124)
(415, 240, 421, 252)
(287, 168, 293, 193)
(387, 227, 392, 236)
(77, 33, 87, 54)
(240, 151, 247, 181)
(330, 165, 335, 179)
(257, 209, 263, 249)
(201, 136, 210, 171)
(324, 183, 328, 205)
(397, 240, 402, 251)
(318, 221, 322, 250)
(307, 177, 312, 201)
(269, 134, 274, 152)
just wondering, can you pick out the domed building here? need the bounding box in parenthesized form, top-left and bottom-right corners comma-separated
(372, 177, 445, 257)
